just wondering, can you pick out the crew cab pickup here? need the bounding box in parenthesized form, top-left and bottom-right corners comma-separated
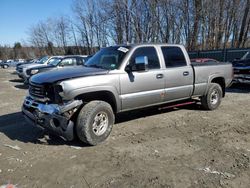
(22, 44, 233, 145)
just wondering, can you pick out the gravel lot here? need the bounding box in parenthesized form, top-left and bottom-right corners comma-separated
(0, 68, 250, 188)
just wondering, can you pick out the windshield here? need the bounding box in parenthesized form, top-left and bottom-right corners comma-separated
(36, 56, 49, 64)
(85, 46, 130, 70)
(241, 51, 250, 60)
(48, 57, 63, 66)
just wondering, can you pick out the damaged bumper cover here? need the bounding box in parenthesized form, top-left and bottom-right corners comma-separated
(22, 96, 82, 141)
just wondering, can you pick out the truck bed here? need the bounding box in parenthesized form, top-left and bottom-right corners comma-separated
(191, 62, 233, 96)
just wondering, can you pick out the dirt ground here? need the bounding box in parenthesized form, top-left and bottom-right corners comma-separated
(0, 68, 250, 188)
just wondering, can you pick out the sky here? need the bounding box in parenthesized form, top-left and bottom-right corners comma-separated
(0, 0, 73, 46)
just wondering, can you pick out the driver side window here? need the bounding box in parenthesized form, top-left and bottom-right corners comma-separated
(129, 47, 160, 71)
(59, 58, 76, 66)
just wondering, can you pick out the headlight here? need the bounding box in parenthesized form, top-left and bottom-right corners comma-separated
(30, 69, 39, 75)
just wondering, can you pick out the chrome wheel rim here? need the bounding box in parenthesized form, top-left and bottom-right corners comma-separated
(210, 90, 219, 105)
(92, 112, 108, 136)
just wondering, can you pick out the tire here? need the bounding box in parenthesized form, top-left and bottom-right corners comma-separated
(201, 83, 223, 110)
(3, 65, 8, 69)
(76, 100, 114, 146)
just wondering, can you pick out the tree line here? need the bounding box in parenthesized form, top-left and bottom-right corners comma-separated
(1, 0, 249, 60)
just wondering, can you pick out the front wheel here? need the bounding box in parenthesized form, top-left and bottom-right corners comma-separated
(76, 100, 114, 146)
(3, 65, 8, 69)
(201, 83, 223, 110)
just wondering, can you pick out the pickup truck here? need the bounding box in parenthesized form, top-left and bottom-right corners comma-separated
(22, 44, 233, 145)
(232, 51, 250, 84)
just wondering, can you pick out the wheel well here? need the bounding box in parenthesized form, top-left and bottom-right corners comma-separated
(75, 91, 117, 113)
(211, 77, 225, 97)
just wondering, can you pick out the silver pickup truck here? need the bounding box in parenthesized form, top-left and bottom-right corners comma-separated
(22, 44, 233, 145)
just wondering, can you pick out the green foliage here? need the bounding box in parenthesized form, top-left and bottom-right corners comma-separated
(14, 42, 22, 49)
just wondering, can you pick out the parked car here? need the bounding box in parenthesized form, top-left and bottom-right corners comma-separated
(0, 61, 5, 68)
(191, 58, 219, 64)
(22, 44, 233, 145)
(16, 59, 37, 68)
(232, 51, 250, 84)
(17, 59, 25, 63)
(16, 56, 50, 80)
(1, 60, 19, 69)
(24, 55, 87, 84)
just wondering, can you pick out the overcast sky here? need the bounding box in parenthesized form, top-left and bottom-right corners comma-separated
(0, 0, 73, 46)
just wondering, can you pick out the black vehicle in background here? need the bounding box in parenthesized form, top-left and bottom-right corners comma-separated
(232, 51, 250, 84)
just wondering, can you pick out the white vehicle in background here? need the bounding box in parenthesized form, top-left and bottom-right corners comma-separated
(16, 56, 63, 82)
(17, 59, 25, 63)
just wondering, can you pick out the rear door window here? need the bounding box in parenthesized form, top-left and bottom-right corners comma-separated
(161, 47, 187, 67)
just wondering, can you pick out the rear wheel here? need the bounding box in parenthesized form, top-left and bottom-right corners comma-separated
(76, 100, 114, 146)
(3, 65, 8, 69)
(201, 83, 222, 110)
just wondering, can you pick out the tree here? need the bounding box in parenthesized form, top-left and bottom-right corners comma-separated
(13, 42, 22, 59)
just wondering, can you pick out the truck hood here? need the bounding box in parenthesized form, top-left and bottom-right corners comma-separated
(29, 64, 54, 70)
(21, 63, 45, 69)
(30, 67, 109, 84)
(232, 60, 250, 67)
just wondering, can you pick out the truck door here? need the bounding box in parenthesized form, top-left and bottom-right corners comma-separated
(161, 46, 194, 101)
(120, 46, 165, 111)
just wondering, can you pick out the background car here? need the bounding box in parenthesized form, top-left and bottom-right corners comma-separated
(16, 56, 50, 79)
(1, 60, 19, 69)
(232, 51, 250, 84)
(25, 55, 87, 84)
(16, 58, 37, 68)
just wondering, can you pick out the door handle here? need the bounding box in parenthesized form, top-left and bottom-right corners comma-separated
(156, 74, 164, 79)
(183, 71, 189, 76)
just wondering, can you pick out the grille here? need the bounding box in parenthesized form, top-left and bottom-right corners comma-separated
(234, 69, 250, 74)
(29, 82, 46, 98)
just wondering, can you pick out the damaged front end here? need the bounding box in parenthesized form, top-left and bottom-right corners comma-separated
(22, 82, 82, 141)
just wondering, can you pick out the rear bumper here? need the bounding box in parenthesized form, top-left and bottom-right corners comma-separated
(22, 97, 82, 141)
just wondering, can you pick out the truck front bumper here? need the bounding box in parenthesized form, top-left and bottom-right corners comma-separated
(17, 71, 25, 79)
(22, 96, 82, 141)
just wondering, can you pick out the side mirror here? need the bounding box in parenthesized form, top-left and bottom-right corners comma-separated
(125, 64, 132, 73)
(135, 56, 148, 71)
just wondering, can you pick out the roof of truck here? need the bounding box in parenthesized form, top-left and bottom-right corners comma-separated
(110, 43, 184, 48)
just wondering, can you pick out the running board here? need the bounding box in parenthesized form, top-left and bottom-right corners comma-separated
(158, 101, 196, 110)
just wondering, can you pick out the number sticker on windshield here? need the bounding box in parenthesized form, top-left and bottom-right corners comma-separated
(118, 47, 129, 53)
